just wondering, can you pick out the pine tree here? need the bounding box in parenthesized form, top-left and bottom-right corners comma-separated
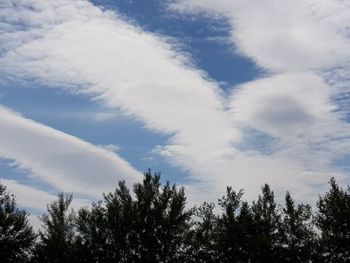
(250, 184, 281, 262)
(34, 193, 76, 263)
(236, 201, 255, 261)
(0, 183, 36, 263)
(75, 201, 110, 262)
(103, 180, 137, 262)
(279, 191, 316, 262)
(216, 187, 247, 262)
(132, 170, 192, 262)
(316, 177, 350, 262)
(75, 170, 192, 263)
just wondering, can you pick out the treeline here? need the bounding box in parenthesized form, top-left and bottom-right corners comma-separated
(1, 171, 350, 262)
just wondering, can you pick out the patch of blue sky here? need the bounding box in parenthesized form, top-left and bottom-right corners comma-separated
(332, 91, 350, 122)
(236, 127, 277, 156)
(331, 154, 350, 175)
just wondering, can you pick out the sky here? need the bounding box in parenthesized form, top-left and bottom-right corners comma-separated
(1, 0, 350, 228)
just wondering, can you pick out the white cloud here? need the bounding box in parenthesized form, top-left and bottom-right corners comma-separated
(0, 106, 141, 197)
(99, 144, 121, 153)
(170, 0, 350, 72)
(229, 73, 350, 168)
(182, 153, 343, 205)
(58, 110, 122, 123)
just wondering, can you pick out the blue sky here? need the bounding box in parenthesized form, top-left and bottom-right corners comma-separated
(1, 0, 350, 227)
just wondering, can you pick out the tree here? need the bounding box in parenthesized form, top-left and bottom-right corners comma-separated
(34, 193, 76, 263)
(316, 177, 350, 262)
(132, 170, 192, 262)
(185, 202, 219, 262)
(236, 201, 255, 261)
(216, 187, 249, 262)
(75, 170, 192, 263)
(279, 191, 317, 262)
(0, 183, 36, 262)
(76, 180, 137, 262)
(250, 184, 281, 262)
(75, 201, 110, 263)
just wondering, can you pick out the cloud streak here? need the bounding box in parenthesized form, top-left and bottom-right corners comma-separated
(0, 106, 141, 197)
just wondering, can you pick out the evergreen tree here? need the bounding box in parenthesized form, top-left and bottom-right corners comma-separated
(104, 180, 136, 262)
(7, 170, 350, 262)
(75, 170, 192, 263)
(236, 201, 255, 261)
(316, 177, 350, 262)
(216, 187, 248, 262)
(34, 193, 76, 263)
(75, 201, 110, 262)
(0, 183, 36, 263)
(279, 191, 316, 262)
(250, 184, 281, 262)
(132, 170, 192, 262)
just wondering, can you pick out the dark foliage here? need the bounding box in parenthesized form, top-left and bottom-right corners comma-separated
(250, 184, 281, 262)
(279, 192, 317, 262)
(33, 193, 76, 263)
(185, 201, 219, 262)
(0, 183, 36, 263)
(1, 172, 350, 262)
(75, 170, 192, 263)
(316, 177, 350, 262)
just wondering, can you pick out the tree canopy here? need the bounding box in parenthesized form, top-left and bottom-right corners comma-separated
(1, 173, 350, 262)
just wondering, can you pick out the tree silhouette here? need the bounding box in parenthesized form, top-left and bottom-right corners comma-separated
(250, 184, 281, 262)
(279, 191, 317, 262)
(0, 183, 36, 263)
(316, 177, 350, 262)
(34, 193, 76, 263)
(76, 180, 137, 262)
(75, 201, 110, 262)
(1, 172, 350, 262)
(216, 187, 249, 262)
(75, 170, 192, 263)
(131, 171, 192, 262)
(186, 201, 219, 262)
